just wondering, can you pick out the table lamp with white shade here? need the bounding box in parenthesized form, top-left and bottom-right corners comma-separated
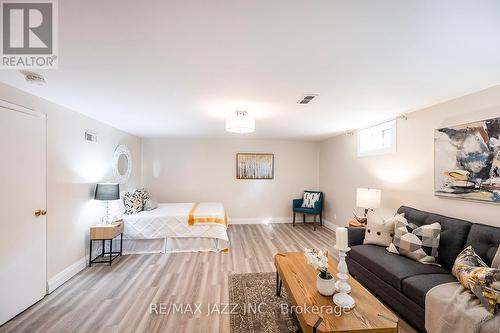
(355, 188, 381, 222)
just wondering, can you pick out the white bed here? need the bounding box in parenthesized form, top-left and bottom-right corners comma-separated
(119, 202, 229, 254)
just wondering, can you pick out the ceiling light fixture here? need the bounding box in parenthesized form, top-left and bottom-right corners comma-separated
(225, 110, 255, 133)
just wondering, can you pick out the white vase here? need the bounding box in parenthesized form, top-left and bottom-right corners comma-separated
(316, 273, 336, 296)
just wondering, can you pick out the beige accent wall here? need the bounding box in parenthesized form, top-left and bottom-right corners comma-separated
(0, 83, 142, 280)
(141, 139, 320, 220)
(320, 85, 500, 228)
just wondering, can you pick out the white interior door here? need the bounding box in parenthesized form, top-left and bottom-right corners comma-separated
(0, 101, 46, 325)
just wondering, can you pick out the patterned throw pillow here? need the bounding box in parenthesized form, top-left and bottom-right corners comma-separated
(387, 220, 441, 265)
(123, 189, 149, 214)
(363, 213, 406, 247)
(452, 246, 500, 314)
(301, 192, 320, 208)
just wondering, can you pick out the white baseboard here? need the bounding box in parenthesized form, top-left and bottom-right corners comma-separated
(229, 217, 343, 232)
(229, 217, 292, 225)
(322, 219, 343, 231)
(46, 256, 87, 294)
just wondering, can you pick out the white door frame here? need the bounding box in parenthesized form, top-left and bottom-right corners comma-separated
(0, 99, 44, 118)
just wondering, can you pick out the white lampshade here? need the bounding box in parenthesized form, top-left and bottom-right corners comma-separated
(226, 110, 255, 133)
(356, 188, 381, 209)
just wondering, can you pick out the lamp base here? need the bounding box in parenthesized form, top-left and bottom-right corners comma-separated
(102, 200, 111, 224)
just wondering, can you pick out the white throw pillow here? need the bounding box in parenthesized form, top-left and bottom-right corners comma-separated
(143, 198, 158, 211)
(363, 212, 406, 247)
(301, 192, 320, 208)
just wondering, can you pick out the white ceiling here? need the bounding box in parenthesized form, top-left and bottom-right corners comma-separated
(1, 0, 500, 140)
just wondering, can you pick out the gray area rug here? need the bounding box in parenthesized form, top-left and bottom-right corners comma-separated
(229, 272, 301, 333)
(228, 272, 410, 333)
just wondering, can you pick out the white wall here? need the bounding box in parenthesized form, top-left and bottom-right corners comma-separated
(320, 85, 500, 228)
(0, 83, 141, 284)
(141, 139, 320, 221)
(3, 77, 498, 292)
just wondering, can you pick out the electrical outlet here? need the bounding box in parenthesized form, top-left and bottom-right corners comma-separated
(333, 213, 337, 220)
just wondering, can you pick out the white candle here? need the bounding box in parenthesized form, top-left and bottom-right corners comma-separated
(336, 227, 349, 251)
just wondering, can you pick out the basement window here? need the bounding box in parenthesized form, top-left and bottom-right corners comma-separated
(357, 120, 397, 156)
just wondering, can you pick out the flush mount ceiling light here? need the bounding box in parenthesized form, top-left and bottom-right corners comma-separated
(225, 110, 255, 133)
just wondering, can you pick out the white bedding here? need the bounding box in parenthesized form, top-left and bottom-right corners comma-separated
(121, 203, 229, 253)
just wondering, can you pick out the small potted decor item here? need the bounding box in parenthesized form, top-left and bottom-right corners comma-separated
(304, 248, 336, 296)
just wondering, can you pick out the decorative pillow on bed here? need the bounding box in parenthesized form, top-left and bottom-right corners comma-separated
(143, 198, 158, 211)
(387, 220, 441, 265)
(124, 189, 149, 214)
(301, 192, 321, 208)
(452, 246, 500, 314)
(363, 212, 405, 247)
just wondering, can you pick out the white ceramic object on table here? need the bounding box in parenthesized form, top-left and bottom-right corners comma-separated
(333, 246, 355, 309)
(316, 273, 336, 296)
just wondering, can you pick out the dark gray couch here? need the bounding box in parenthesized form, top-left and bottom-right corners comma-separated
(347, 206, 500, 333)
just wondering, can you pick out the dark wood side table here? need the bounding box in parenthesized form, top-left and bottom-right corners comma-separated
(89, 220, 123, 267)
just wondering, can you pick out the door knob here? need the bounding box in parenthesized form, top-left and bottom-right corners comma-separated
(35, 209, 47, 217)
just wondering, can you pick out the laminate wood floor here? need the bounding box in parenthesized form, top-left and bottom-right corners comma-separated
(1, 224, 416, 333)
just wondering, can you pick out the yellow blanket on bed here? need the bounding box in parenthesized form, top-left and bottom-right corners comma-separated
(188, 202, 228, 227)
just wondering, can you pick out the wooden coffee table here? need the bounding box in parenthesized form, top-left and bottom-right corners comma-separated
(275, 252, 398, 333)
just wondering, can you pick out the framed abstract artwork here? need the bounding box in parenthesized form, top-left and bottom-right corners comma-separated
(434, 117, 500, 203)
(236, 153, 274, 179)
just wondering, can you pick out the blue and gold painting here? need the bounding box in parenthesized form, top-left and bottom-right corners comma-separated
(435, 117, 500, 202)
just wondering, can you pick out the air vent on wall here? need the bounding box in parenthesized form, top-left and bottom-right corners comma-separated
(85, 131, 97, 143)
(297, 94, 318, 104)
(19, 70, 46, 85)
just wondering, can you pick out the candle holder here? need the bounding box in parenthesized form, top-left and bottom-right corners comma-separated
(333, 246, 355, 309)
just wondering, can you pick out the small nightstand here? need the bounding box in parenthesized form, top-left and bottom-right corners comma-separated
(89, 220, 123, 267)
(348, 218, 366, 228)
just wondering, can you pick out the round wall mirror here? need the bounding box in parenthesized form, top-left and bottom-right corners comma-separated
(112, 145, 132, 184)
(117, 154, 128, 176)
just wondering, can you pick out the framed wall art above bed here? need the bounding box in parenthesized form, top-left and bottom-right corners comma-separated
(236, 153, 274, 180)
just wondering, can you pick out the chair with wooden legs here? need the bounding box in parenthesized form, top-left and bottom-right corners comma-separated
(292, 191, 324, 231)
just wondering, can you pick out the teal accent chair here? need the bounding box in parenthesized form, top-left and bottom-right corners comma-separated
(292, 191, 323, 231)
